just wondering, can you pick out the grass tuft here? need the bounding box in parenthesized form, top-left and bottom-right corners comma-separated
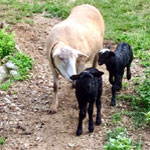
(103, 127, 142, 150)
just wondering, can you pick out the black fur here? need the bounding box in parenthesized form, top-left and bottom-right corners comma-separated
(70, 68, 103, 136)
(98, 42, 133, 106)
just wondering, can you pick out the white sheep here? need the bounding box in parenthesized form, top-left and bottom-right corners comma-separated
(45, 4, 105, 113)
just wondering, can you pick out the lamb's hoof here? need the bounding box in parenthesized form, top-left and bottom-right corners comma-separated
(96, 119, 101, 125)
(110, 102, 116, 107)
(76, 129, 82, 136)
(89, 126, 94, 133)
(116, 86, 121, 91)
(127, 74, 131, 80)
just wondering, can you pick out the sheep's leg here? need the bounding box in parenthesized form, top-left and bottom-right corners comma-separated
(92, 53, 98, 68)
(96, 96, 101, 125)
(76, 62, 84, 74)
(127, 64, 131, 80)
(48, 70, 59, 114)
(88, 101, 94, 133)
(111, 76, 119, 106)
(76, 105, 87, 136)
(47, 56, 59, 114)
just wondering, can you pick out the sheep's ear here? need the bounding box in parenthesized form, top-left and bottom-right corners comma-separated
(70, 75, 79, 81)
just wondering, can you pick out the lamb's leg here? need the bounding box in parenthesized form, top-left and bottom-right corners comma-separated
(127, 64, 131, 80)
(88, 101, 94, 133)
(76, 105, 87, 136)
(96, 95, 101, 125)
(111, 76, 119, 106)
(109, 72, 114, 85)
(117, 74, 123, 91)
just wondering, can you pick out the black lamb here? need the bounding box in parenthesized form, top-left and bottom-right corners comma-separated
(98, 42, 133, 106)
(70, 68, 104, 136)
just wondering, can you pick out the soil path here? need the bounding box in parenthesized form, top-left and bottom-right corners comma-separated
(0, 14, 149, 150)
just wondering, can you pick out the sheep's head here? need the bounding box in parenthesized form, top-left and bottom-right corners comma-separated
(70, 68, 104, 94)
(98, 48, 115, 65)
(53, 43, 88, 82)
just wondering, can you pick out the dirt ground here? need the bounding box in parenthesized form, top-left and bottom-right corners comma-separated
(0, 14, 150, 150)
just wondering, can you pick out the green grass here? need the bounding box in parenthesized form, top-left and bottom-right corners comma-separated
(117, 94, 136, 101)
(0, 51, 33, 90)
(117, 70, 150, 127)
(122, 82, 129, 89)
(0, 29, 15, 59)
(0, 136, 7, 145)
(103, 127, 142, 150)
(0, 29, 33, 90)
(145, 111, 150, 124)
(111, 111, 122, 125)
(132, 70, 150, 126)
(7, 52, 33, 80)
(24, 19, 34, 25)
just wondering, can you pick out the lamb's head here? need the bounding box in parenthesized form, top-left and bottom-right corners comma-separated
(53, 43, 88, 82)
(98, 48, 115, 65)
(70, 68, 104, 94)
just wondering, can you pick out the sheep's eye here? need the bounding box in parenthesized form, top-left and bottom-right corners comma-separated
(59, 56, 64, 60)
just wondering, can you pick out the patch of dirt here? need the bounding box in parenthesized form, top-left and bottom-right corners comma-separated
(0, 14, 149, 150)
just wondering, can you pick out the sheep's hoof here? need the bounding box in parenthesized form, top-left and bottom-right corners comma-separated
(47, 107, 57, 114)
(76, 129, 82, 136)
(47, 110, 57, 114)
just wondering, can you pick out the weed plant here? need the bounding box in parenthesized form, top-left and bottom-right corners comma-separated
(7, 52, 33, 80)
(103, 127, 142, 150)
(0, 136, 6, 145)
(0, 29, 33, 90)
(0, 29, 15, 59)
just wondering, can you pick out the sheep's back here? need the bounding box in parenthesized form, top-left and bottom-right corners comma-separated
(47, 4, 105, 57)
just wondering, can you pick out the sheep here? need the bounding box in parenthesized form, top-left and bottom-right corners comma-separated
(70, 68, 104, 136)
(98, 42, 133, 106)
(45, 4, 105, 113)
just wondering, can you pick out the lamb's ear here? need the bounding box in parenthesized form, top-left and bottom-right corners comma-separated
(95, 71, 104, 77)
(109, 51, 115, 57)
(92, 70, 104, 77)
(70, 75, 79, 81)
